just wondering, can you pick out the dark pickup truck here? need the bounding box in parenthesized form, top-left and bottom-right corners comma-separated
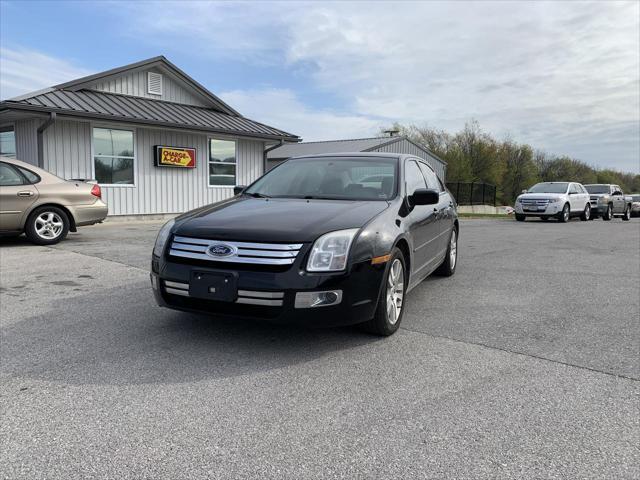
(584, 184, 632, 221)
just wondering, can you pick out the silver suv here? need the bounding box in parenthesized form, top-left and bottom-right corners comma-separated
(584, 184, 632, 221)
(514, 182, 591, 222)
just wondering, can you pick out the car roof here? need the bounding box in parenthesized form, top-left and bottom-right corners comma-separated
(287, 152, 405, 160)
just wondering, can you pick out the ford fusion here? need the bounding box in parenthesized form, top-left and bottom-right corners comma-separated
(151, 153, 458, 336)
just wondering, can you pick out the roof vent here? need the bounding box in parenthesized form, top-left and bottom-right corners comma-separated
(147, 72, 162, 96)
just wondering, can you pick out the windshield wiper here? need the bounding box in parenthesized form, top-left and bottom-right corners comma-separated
(245, 192, 270, 198)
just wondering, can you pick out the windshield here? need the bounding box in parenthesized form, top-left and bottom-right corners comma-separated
(245, 157, 397, 200)
(585, 184, 610, 194)
(527, 182, 568, 194)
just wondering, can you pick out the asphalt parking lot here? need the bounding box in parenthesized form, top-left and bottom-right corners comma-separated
(1, 217, 639, 479)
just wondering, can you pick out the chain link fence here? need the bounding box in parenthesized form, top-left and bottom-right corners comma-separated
(446, 182, 496, 206)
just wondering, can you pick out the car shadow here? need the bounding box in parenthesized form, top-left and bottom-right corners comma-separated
(1, 280, 382, 387)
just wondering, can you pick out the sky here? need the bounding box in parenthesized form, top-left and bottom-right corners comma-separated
(1, 0, 638, 173)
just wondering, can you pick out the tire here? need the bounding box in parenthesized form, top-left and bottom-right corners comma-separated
(622, 205, 631, 221)
(559, 203, 570, 223)
(603, 204, 613, 221)
(435, 227, 458, 277)
(515, 214, 525, 222)
(25, 206, 70, 245)
(580, 203, 591, 221)
(361, 247, 407, 336)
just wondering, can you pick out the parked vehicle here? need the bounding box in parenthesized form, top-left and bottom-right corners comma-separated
(630, 194, 640, 217)
(151, 153, 458, 336)
(514, 182, 591, 222)
(0, 156, 108, 244)
(584, 184, 632, 221)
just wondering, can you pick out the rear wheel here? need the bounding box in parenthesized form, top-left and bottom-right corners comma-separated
(622, 205, 631, 221)
(580, 204, 591, 221)
(25, 206, 69, 245)
(361, 248, 406, 336)
(603, 204, 613, 221)
(515, 214, 525, 222)
(435, 227, 458, 277)
(559, 203, 570, 223)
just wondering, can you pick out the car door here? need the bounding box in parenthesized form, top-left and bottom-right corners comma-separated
(0, 161, 39, 231)
(418, 161, 452, 255)
(568, 183, 582, 212)
(405, 159, 439, 276)
(611, 186, 624, 213)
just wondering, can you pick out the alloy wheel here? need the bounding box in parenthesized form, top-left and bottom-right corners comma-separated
(386, 258, 404, 325)
(35, 212, 64, 240)
(563, 205, 569, 222)
(449, 229, 457, 269)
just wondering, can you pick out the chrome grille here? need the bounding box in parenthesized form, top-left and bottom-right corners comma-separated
(169, 235, 303, 265)
(520, 199, 550, 206)
(162, 281, 284, 306)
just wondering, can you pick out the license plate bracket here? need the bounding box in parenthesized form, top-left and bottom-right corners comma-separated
(189, 271, 237, 302)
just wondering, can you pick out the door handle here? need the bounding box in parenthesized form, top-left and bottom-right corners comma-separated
(17, 191, 34, 197)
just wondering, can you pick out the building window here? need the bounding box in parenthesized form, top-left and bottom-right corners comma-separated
(93, 127, 134, 185)
(209, 139, 236, 186)
(0, 127, 16, 158)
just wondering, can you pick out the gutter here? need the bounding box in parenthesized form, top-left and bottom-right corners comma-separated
(263, 140, 285, 173)
(37, 112, 56, 168)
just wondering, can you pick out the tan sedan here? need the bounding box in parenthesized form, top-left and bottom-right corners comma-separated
(0, 156, 108, 244)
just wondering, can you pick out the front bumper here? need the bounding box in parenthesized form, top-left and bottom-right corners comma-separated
(589, 204, 608, 216)
(151, 254, 387, 327)
(514, 203, 563, 217)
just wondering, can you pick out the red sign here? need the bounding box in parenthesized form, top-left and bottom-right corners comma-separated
(154, 146, 196, 168)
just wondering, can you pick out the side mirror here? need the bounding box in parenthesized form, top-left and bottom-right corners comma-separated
(233, 185, 247, 195)
(410, 188, 439, 206)
(521, 189, 528, 194)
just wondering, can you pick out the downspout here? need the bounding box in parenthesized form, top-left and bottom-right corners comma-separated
(36, 112, 56, 168)
(263, 139, 284, 173)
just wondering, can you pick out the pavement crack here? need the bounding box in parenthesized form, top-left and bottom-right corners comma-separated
(399, 326, 640, 382)
(48, 246, 148, 273)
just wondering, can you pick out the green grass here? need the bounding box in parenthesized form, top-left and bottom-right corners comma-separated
(458, 213, 511, 219)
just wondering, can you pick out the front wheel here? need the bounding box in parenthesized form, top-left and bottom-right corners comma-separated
(559, 203, 570, 223)
(603, 204, 613, 221)
(515, 214, 525, 222)
(622, 205, 631, 221)
(580, 204, 591, 221)
(361, 248, 407, 336)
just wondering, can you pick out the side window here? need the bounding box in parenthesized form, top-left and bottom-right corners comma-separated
(405, 160, 427, 196)
(0, 162, 24, 186)
(17, 166, 41, 184)
(418, 162, 441, 191)
(569, 184, 578, 194)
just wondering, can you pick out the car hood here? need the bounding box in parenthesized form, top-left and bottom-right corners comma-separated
(519, 193, 566, 199)
(174, 196, 390, 243)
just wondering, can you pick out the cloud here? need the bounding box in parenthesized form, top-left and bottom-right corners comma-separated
(219, 88, 383, 141)
(0, 47, 92, 100)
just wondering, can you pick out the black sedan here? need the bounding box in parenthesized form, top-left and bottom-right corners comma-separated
(151, 153, 458, 336)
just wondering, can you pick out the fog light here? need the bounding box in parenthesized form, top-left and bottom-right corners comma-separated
(150, 273, 158, 290)
(295, 290, 343, 309)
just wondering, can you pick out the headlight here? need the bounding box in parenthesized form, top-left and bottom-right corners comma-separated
(515, 197, 522, 204)
(598, 196, 609, 203)
(307, 229, 358, 272)
(153, 219, 175, 257)
(548, 197, 561, 203)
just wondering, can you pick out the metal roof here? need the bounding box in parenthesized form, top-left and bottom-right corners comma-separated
(267, 137, 399, 159)
(1, 89, 299, 141)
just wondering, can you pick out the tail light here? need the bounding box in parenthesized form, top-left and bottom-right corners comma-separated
(91, 184, 102, 199)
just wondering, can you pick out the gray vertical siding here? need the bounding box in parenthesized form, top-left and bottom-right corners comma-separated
(14, 118, 41, 166)
(87, 68, 208, 107)
(371, 139, 446, 180)
(35, 118, 264, 216)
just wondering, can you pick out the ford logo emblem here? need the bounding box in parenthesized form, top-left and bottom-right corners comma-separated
(206, 243, 236, 257)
